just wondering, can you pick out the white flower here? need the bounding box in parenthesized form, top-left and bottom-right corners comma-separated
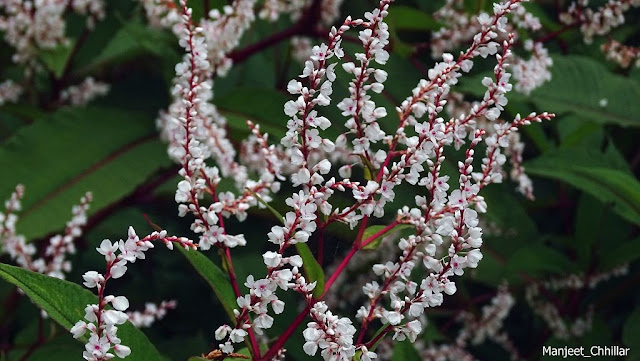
(82, 271, 103, 288)
(303, 341, 318, 356)
(263, 251, 282, 268)
(97, 240, 118, 262)
(215, 325, 231, 340)
(382, 310, 403, 325)
(110, 260, 128, 279)
(113, 344, 131, 358)
(360, 346, 377, 361)
(70, 321, 88, 339)
(229, 328, 247, 343)
(111, 296, 129, 311)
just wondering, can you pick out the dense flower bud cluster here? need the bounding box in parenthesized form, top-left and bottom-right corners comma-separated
(0, 186, 92, 280)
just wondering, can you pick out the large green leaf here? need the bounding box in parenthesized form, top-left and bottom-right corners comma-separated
(0, 107, 172, 240)
(526, 150, 640, 225)
(0, 263, 162, 361)
(506, 243, 579, 277)
(459, 56, 640, 127)
(176, 247, 238, 322)
(88, 21, 178, 70)
(527, 56, 640, 127)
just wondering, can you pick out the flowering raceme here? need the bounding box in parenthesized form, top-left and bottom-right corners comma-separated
(3, 0, 640, 360)
(71, 0, 553, 360)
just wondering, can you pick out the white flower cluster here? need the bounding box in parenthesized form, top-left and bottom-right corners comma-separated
(0, 185, 92, 280)
(60, 77, 110, 106)
(456, 285, 515, 346)
(546, 264, 629, 290)
(0, 0, 106, 106)
(0, 0, 104, 66)
(432, 0, 551, 96)
(138, 0, 181, 30)
(407, 285, 520, 361)
(303, 301, 358, 360)
(259, 0, 308, 22)
(602, 39, 640, 68)
(337, 3, 391, 161)
(157, 0, 553, 359)
(127, 300, 177, 328)
(73, 226, 197, 360)
(525, 264, 628, 341)
(0, 80, 23, 106)
(560, 0, 640, 44)
(525, 284, 594, 340)
(512, 40, 552, 96)
(200, 0, 257, 76)
(163, 1, 283, 256)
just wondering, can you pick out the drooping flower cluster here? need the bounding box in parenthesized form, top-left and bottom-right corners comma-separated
(0, 185, 92, 280)
(525, 264, 629, 340)
(560, 0, 640, 44)
(60, 77, 110, 106)
(127, 300, 177, 328)
(72, 227, 197, 361)
(456, 285, 516, 347)
(398, 285, 520, 361)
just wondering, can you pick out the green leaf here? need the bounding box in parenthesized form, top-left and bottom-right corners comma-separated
(0, 107, 172, 240)
(387, 5, 443, 31)
(215, 88, 289, 140)
(573, 194, 604, 267)
(89, 21, 178, 69)
(506, 243, 578, 276)
(295, 242, 325, 299)
(39, 42, 74, 78)
(459, 56, 640, 127)
(526, 148, 640, 225)
(599, 237, 640, 270)
(0, 263, 162, 361)
(361, 224, 413, 250)
(527, 56, 640, 127)
(176, 247, 237, 322)
(246, 187, 284, 221)
(391, 339, 422, 361)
